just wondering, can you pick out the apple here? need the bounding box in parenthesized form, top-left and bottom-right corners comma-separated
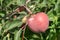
(27, 12, 49, 33)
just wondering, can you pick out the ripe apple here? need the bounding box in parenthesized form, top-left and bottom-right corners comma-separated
(27, 12, 49, 33)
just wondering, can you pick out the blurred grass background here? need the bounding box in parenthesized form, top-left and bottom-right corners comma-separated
(0, 0, 60, 40)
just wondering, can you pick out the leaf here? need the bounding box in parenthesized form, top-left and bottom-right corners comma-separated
(5, 20, 23, 31)
(16, 0, 26, 6)
(40, 0, 47, 8)
(0, 0, 3, 5)
(47, 9, 55, 21)
(0, 24, 2, 35)
(14, 28, 22, 40)
(2, 0, 12, 7)
(0, 13, 5, 17)
(3, 36, 7, 40)
(32, 34, 39, 38)
(54, 0, 60, 13)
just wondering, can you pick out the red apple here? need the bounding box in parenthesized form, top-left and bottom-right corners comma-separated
(27, 12, 49, 33)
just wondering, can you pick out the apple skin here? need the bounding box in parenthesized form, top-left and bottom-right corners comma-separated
(27, 12, 49, 33)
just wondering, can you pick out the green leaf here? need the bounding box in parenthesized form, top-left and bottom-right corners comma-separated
(2, 0, 12, 7)
(5, 20, 23, 31)
(0, 0, 3, 5)
(54, 0, 60, 13)
(0, 24, 2, 35)
(47, 9, 55, 21)
(14, 28, 22, 40)
(3, 36, 7, 40)
(16, 0, 26, 6)
(0, 12, 5, 17)
(32, 34, 39, 38)
(40, 0, 47, 8)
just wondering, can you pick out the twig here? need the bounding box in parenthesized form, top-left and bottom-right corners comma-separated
(22, 23, 27, 40)
(24, 5, 32, 14)
(6, 6, 25, 18)
(26, 0, 31, 4)
(5, 5, 32, 19)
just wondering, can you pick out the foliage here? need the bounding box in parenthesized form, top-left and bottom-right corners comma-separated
(0, 0, 60, 40)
